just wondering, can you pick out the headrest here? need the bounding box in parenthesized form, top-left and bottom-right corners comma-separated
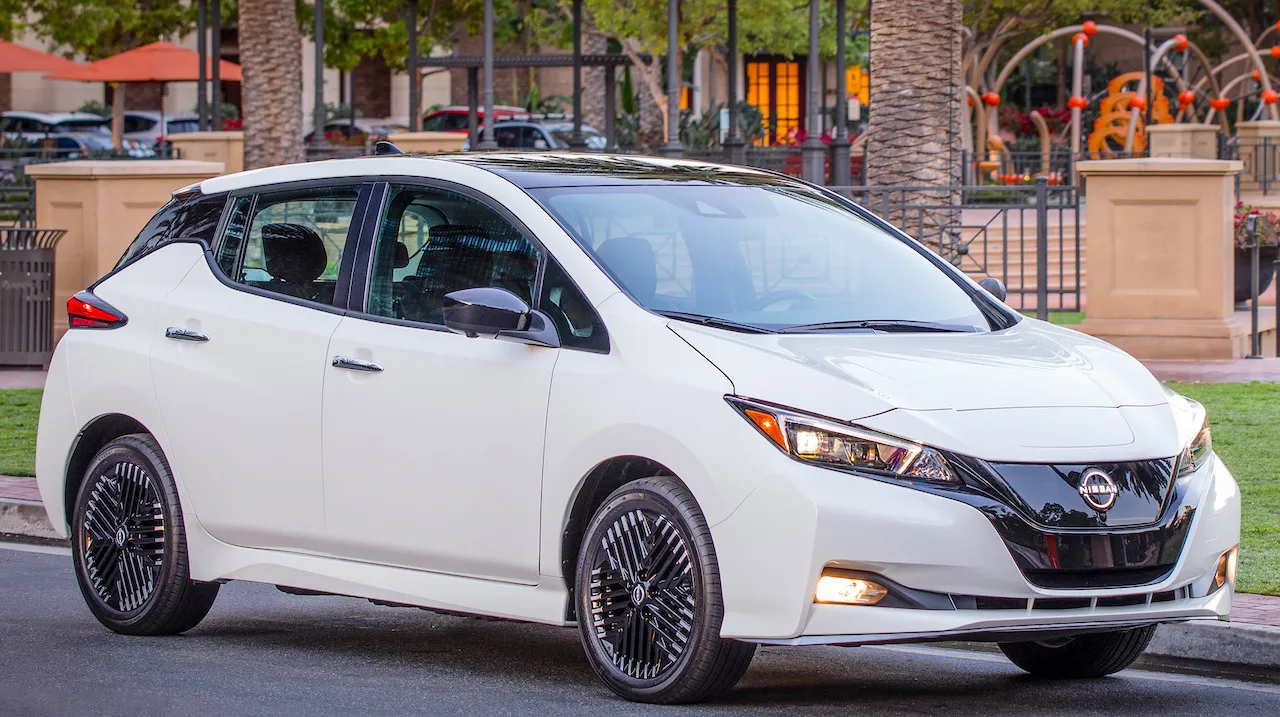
(262, 223, 327, 283)
(394, 241, 409, 269)
(596, 236, 657, 304)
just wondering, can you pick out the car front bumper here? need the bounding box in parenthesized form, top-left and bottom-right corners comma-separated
(709, 452, 1241, 643)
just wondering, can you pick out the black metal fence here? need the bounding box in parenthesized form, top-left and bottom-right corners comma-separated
(1222, 135, 1280, 197)
(0, 227, 66, 367)
(830, 178, 1082, 317)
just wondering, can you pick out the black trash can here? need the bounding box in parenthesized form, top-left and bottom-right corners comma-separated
(0, 227, 67, 367)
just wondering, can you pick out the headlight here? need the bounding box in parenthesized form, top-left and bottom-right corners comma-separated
(726, 397, 957, 484)
(1175, 417, 1212, 478)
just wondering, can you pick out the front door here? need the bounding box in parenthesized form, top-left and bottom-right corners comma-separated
(150, 183, 366, 550)
(318, 182, 557, 583)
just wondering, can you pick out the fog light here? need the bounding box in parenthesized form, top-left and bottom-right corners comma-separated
(815, 575, 889, 605)
(1213, 546, 1239, 592)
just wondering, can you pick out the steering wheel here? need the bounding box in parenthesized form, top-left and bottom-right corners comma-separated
(755, 289, 815, 311)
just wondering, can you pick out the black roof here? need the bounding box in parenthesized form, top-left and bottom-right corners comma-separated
(444, 153, 803, 189)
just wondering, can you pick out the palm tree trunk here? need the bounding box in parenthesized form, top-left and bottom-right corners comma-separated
(865, 0, 963, 259)
(581, 31, 609, 131)
(239, 0, 304, 169)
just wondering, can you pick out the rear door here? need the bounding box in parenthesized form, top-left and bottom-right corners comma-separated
(150, 181, 370, 551)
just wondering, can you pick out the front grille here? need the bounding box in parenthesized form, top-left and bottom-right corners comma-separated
(954, 585, 1190, 612)
(1023, 565, 1175, 590)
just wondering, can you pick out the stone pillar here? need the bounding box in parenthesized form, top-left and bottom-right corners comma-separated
(24, 160, 225, 339)
(1147, 124, 1219, 160)
(1235, 121, 1280, 192)
(1076, 158, 1271, 359)
(169, 131, 244, 174)
(385, 131, 466, 153)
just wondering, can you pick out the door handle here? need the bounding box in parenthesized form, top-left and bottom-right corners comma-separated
(165, 327, 209, 342)
(332, 355, 384, 373)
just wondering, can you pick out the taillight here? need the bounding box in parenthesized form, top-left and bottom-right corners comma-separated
(67, 291, 128, 329)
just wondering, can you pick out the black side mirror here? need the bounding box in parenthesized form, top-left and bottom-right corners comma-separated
(979, 277, 1007, 302)
(442, 287, 560, 348)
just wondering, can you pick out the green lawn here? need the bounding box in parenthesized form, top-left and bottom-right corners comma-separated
(0, 389, 40, 477)
(1021, 310, 1085, 325)
(1168, 382, 1280, 596)
(0, 383, 1275, 593)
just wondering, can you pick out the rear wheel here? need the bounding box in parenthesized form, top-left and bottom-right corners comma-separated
(71, 433, 219, 635)
(575, 476, 755, 704)
(998, 625, 1157, 678)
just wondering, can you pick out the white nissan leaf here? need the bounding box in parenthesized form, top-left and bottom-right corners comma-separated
(36, 153, 1240, 704)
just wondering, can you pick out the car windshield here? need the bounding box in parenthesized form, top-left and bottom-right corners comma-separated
(531, 184, 995, 333)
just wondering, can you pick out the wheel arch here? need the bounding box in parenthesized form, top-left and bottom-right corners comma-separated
(559, 455, 682, 619)
(62, 413, 151, 528)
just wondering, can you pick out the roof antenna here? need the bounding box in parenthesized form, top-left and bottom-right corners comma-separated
(374, 141, 404, 156)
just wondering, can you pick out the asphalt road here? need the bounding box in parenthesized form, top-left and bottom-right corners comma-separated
(3, 542, 1279, 717)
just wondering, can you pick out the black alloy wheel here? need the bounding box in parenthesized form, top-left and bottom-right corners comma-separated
(576, 476, 755, 703)
(81, 459, 165, 612)
(72, 434, 218, 635)
(589, 508, 696, 680)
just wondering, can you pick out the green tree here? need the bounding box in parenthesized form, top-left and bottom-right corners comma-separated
(585, 0, 844, 143)
(26, 0, 196, 60)
(297, 0, 487, 74)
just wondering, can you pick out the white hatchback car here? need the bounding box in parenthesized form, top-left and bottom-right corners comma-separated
(37, 153, 1239, 704)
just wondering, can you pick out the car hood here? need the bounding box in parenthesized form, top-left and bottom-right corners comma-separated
(670, 320, 1182, 461)
(670, 319, 1170, 417)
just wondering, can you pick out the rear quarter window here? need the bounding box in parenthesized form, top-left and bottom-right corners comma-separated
(114, 193, 227, 270)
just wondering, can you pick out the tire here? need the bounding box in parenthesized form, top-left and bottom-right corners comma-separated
(574, 476, 755, 704)
(998, 625, 1158, 678)
(71, 433, 219, 635)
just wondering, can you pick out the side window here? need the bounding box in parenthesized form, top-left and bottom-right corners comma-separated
(493, 126, 521, 148)
(123, 116, 153, 133)
(366, 184, 540, 325)
(215, 185, 361, 306)
(112, 193, 228, 271)
(539, 257, 608, 352)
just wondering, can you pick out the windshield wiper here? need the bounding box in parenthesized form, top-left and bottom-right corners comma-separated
(654, 310, 777, 334)
(779, 319, 977, 334)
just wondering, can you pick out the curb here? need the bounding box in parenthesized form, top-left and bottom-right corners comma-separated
(1146, 618, 1280, 672)
(1, 498, 1278, 675)
(0, 498, 66, 545)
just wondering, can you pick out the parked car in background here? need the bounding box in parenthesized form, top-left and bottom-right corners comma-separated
(462, 119, 608, 151)
(303, 118, 410, 145)
(37, 153, 1240, 705)
(421, 105, 529, 132)
(0, 111, 110, 142)
(48, 132, 155, 158)
(123, 112, 201, 145)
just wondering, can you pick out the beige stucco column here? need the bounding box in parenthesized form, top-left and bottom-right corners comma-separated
(1076, 158, 1270, 359)
(1235, 121, 1280, 192)
(24, 160, 225, 339)
(1147, 124, 1220, 160)
(169, 132, 245, 174)
(385, 131, 467, 154)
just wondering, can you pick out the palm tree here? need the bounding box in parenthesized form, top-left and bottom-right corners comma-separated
(865, 0, 963, 186)
(239, 0, 304, 169)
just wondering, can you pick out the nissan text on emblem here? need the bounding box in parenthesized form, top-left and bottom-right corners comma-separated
(1079, 468, 1119, 511)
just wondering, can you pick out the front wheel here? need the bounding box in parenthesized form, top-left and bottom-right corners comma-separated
(71, 433, 219, 635)
(575, 476, 755, 704)
(998, 625, 1157, 678)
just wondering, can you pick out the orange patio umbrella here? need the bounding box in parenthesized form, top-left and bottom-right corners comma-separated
(0, 40, 83, 74)
(45, 41, 242, 147)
